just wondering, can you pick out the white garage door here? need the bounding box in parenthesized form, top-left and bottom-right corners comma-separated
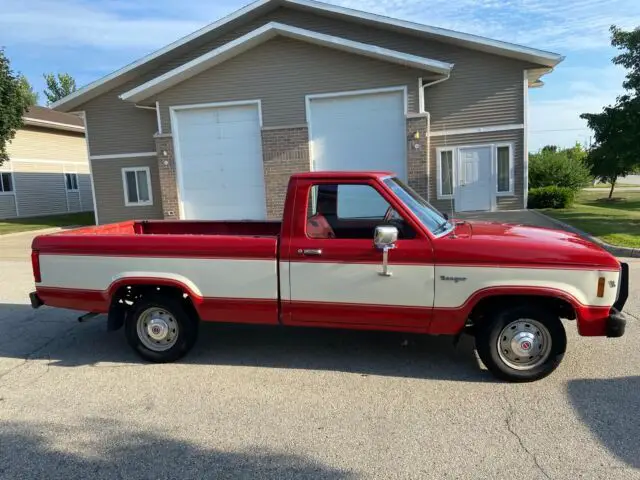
(308, 89, 407, 176)
(308, 89, 407, 218)
(173, 103, 266, 220)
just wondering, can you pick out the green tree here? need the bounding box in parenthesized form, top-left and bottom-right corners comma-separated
(581, 26, 640, 196)
(43, 72, 76, 105)
(18, 75, 38, 105)
(529, 145, 591, 191)
(0, 49, 30, 165)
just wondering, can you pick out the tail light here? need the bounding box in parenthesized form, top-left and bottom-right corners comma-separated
(31, 250, 41, 283)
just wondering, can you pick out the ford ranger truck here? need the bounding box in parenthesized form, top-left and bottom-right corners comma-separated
(29, 171, 629, 382)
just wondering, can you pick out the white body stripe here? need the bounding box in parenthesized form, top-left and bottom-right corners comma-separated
(288, 262, 435, 307)
(435, 266, 619, 308)
(39, 255, 277, 300)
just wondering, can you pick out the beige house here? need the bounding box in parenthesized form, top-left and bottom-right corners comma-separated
(52, 0, 563, 225)
(0, 106, 94, 219)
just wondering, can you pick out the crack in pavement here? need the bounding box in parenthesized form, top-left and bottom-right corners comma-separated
(502, 387, 552, 480)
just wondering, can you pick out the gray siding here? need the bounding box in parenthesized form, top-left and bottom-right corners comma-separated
(156, 37, 422, 130)
(91, 156, 164, 224)
(67, 191, 81, 212)
(79, 173, 94, 211)
(429, 129, 524, 212)
(0, 195, 17, 219)
(14, 163, 68, 217)
(76, 5, 533, 156)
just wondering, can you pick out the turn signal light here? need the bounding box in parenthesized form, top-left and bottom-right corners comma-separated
(31, 250, 41, 283)
(597, 277, 605, 298)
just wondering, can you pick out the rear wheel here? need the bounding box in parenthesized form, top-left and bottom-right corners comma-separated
(125, 294, 198, 363)
(475, 305, 567, 382)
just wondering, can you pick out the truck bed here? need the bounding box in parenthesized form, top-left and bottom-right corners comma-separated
(31, 219, 281, 323)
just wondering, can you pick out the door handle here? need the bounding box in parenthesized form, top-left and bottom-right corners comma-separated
(298, 248, 323, 256)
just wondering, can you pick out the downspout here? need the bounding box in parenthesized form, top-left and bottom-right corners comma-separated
(419, 74, 451, 202)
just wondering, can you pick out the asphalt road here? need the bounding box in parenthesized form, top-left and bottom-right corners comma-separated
(0, 230, 638, 479)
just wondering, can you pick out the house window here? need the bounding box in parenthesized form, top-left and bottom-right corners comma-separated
(496, 145, 513, 194)
(122, 167, 153, 206)
(65, 173, 79, 191)
(438, 149, 454, 199)
(0, 172, 13, 193)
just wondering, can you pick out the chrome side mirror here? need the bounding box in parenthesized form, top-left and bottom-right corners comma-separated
(374, 226, 398, 276)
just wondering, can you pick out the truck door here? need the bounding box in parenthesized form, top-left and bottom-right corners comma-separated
(283, 178, 435, 330)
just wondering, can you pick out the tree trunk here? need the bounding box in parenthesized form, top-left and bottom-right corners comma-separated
(609, 176, 617, 199)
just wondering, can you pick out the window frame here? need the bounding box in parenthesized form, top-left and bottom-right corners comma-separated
(436, 147, 456, 200)
(494, 143, 514, 196)
(64, 172, 79, 192)
(0, 171, 15, 194)
(121, 166, 153, 207)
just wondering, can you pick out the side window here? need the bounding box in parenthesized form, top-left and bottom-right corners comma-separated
(306, 183, 414, 239)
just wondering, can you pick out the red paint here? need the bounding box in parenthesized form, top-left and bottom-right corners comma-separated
(31, 171, 624, 341)
(31, 250, 41, 283)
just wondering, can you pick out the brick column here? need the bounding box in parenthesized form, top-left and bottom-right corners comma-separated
(406, 116, 429, 199)
(154, 134, 180, 219)
(261, 126, 310, 219)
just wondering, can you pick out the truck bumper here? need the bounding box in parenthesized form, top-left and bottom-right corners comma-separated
(29, 291, 43, 309)
(606, 262, 629, 338)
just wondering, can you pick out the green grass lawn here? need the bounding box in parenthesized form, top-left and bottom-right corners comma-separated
(0, 212, 95, 235)
(543, 190, 640, 248)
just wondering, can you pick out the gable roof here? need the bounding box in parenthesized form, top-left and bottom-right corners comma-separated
(120, 22, 453, 103)
(23, 105, 85, 133)
(52, 0, 564, 112)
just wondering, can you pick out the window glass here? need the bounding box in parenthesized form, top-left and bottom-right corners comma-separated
(497, 146, 510, 192)
(440, 150, 454, 196)
(0, 173, 13, 192)
(125, 171, 138, 203)
(136, 170, 150, 202)
(65, 173, 78, 191)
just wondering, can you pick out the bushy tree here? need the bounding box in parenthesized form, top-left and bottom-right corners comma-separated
(43, 72, 76, 105)
(18, 75, 38, 105)
(529, 144, 591, 191)
(581, 26, 640, 196)
(0, 49, 30, 165)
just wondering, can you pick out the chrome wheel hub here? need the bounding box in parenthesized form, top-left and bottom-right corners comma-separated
(137, 307, 179, 352)
(497, 319, 552, 370)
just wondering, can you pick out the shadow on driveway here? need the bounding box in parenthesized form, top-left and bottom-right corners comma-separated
(566, 376, 640, 468)
(0, 303, 494, 383)
(0, 419, 354, 479)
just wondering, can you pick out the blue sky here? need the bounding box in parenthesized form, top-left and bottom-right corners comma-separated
(3, 0, 639, 151)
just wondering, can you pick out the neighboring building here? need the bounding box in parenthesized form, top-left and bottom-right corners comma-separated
(52, 0, 563, 224)
(0, 106, 94, 219)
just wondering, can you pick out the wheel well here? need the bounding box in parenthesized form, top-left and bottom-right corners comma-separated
(107, 284, 199, 331)
(468, 295, 576, 328)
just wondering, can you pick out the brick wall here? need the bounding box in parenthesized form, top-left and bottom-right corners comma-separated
(154, 134, 180, 219)
(261, 126, 310, 219)
(406, 116, 429, 199)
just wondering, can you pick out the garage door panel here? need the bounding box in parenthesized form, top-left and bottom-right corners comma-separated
(309, 91, 406, 178)
(174, 104, 266, 220)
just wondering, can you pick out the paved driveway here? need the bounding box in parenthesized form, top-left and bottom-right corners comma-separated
(1, 230, 639, 479)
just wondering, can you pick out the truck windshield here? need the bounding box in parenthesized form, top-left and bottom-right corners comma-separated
(383, 177, 453, 236)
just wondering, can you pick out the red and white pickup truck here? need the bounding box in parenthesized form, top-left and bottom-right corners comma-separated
(29, 171, 629, 382)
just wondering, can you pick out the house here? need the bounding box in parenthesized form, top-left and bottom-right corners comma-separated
(0, 106, 94, 219)
(52, 0, 563, 224)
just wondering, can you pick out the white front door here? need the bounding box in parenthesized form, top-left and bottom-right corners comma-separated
(455, 146, 492, 212)
(172, 103, 266, 220)
(308, 89, 407, 179)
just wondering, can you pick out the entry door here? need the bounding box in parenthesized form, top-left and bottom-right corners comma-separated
(173, 103, 266, 220)
(286, 181, 435, 330)
(455, 146, 492, 212)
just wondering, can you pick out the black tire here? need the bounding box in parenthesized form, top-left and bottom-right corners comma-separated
(125, 294, 198, 363)
(475, 305, 567, 382)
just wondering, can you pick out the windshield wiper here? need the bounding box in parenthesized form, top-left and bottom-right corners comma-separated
(433, 220, 451, 234)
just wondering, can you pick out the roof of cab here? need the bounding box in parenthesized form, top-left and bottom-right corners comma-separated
(292, 171, 395, 180)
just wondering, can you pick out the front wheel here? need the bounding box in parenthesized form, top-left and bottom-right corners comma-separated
(475, 305, 567, 382)
(125, 294, 198, 363)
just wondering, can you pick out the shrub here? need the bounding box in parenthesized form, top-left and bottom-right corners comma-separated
(527, 186, 575, 209)
(529, 147, 591, 191)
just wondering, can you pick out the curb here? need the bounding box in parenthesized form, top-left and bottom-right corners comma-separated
(530, 210, 640, 258)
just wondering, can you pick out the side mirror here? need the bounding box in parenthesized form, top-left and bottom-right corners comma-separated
(374, 225, 398, 250)
(374, 226, 398, 277)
